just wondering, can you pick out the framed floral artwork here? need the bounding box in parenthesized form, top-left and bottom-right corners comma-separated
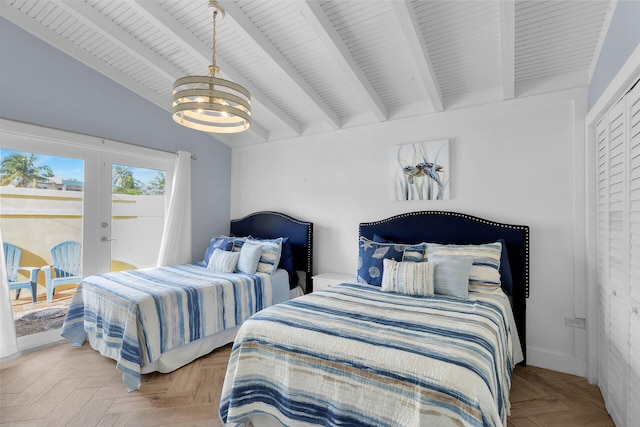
(391, 139, 450, 201)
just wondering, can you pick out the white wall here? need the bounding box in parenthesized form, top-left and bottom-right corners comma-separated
(231, 88, 589, 376)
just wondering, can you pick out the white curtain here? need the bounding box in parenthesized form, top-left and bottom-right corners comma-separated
(157, 151, 192, 267)
(0, 227, 20, 361)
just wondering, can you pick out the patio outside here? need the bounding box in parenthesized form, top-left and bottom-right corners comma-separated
(1, 150, 166, 338)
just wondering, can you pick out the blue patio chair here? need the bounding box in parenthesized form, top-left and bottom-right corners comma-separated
(3, 242, 38, 304)
(43, 241, 82, 303)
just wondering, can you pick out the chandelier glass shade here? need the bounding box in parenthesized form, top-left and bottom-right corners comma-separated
(172, 1, 251, 133)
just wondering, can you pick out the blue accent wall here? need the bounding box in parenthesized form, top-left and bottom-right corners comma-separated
(0, 17, 231, 260)
(588, 0, 640, 108)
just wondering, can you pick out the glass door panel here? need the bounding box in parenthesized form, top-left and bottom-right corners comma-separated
(109, 163, 167, 272)
(0, 148, 84, 336)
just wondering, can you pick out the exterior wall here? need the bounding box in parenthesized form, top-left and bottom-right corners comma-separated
(231, 88, 589, 376)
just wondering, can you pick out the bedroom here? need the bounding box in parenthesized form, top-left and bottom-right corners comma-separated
(1, 1, 639, 426)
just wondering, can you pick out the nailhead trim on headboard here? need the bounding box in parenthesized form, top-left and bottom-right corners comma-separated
(230, 211, 314, 286)
(359, 211, 530, 298)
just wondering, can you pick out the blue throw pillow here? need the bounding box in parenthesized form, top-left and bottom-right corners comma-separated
(430, 254, 473, 299)
(236, 240, 262, 274)
(203, 236, 235, 265)
(356, 236, 405, 286)
(373, 235, 426, 262)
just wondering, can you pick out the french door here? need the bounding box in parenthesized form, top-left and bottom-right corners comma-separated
(98, 155, 173, 274)
(1, 119, 174, 297)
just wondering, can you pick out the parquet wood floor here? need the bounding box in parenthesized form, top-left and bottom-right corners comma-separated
(1, 343, 614, 426)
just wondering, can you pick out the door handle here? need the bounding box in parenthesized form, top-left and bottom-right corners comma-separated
(101, 237, 116, 242)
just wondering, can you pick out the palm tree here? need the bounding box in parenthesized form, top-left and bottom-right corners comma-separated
(0, 153, 54, 187)
(112, 165, 143, 195)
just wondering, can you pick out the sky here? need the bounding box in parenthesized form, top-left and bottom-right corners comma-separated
(0, 149, 163, 185)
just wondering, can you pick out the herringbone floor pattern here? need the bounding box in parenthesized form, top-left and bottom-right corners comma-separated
(1, 343, 614, 426)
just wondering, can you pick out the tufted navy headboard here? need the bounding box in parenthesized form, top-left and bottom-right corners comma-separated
(230, 211, 314, 292)
(359, 211, 529, 364)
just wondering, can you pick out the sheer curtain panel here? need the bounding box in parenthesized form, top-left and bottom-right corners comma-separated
(157, 151, 192, 267)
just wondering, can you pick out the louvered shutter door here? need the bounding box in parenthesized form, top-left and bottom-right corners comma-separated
(606, 98, 629, 426)
(629, 313, 640, 425)
(596, 80, 640, 427)
(596, 116, 610, 400)
(627, 82, 640, 426)
(629, 83, 640, 303)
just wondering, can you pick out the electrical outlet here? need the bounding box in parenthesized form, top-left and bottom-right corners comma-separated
(565, 316, 586, 329)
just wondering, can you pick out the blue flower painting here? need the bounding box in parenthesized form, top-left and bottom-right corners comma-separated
(391, 140, 450, 201)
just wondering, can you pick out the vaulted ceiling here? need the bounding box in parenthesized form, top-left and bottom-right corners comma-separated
(2, 0, 612, 147)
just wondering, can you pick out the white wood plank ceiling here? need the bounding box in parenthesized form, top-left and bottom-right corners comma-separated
(2, 0, 612, 147)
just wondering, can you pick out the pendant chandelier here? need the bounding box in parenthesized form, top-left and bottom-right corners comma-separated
(172, 1, 251, 133)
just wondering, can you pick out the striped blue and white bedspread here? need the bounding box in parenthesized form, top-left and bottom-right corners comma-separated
(61, 263, 271, 392)
(220, 282, 522, 427)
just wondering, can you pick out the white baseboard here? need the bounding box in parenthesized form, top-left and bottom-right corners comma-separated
(527, 346, 587, 377)
(17, 328, 65, 354)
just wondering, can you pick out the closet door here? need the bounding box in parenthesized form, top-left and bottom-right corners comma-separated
(595, 80, 640, 427)
(627, 82, 640, 425)
(605, 98, 629, 426)
(595, 116, 610, 402)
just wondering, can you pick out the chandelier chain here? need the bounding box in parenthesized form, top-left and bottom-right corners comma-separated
(211, 9, 217, 71)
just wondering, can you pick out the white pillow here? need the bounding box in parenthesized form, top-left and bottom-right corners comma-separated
(207, 249, 240, 273)
(381, 258, 435, 296)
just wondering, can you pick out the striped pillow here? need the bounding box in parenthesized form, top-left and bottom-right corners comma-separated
(381, 258, 435, 296)
(425, 242, 502, 292)
(207, 249, 240, 273)
(252, 237, 283, 275)
(402, 244, 426, 262)
(429, 254, 473, 298)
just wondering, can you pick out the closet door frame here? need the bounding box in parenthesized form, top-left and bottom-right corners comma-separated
(585, 47, 640, 382)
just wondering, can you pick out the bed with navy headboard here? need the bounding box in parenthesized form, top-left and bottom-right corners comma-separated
(358, 210, 529, 361)
(60, 211, 313, 392)
(231, 211, 314, 292)
(220, 211, 529, 427)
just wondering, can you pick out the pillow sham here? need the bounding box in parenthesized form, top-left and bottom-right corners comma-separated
(250, 237, 283, 275)
(203, 236, 235, 265)
(381, 258, 434, 296)
(232, 236, 250, 252)
(402, 244, 426, 262)
(236, 240, 262, 274)
(207, 249, 240, 273)
(356, 236, 406, 286)
(425, 241, 502, 292)
(429, 254, 473, 298)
